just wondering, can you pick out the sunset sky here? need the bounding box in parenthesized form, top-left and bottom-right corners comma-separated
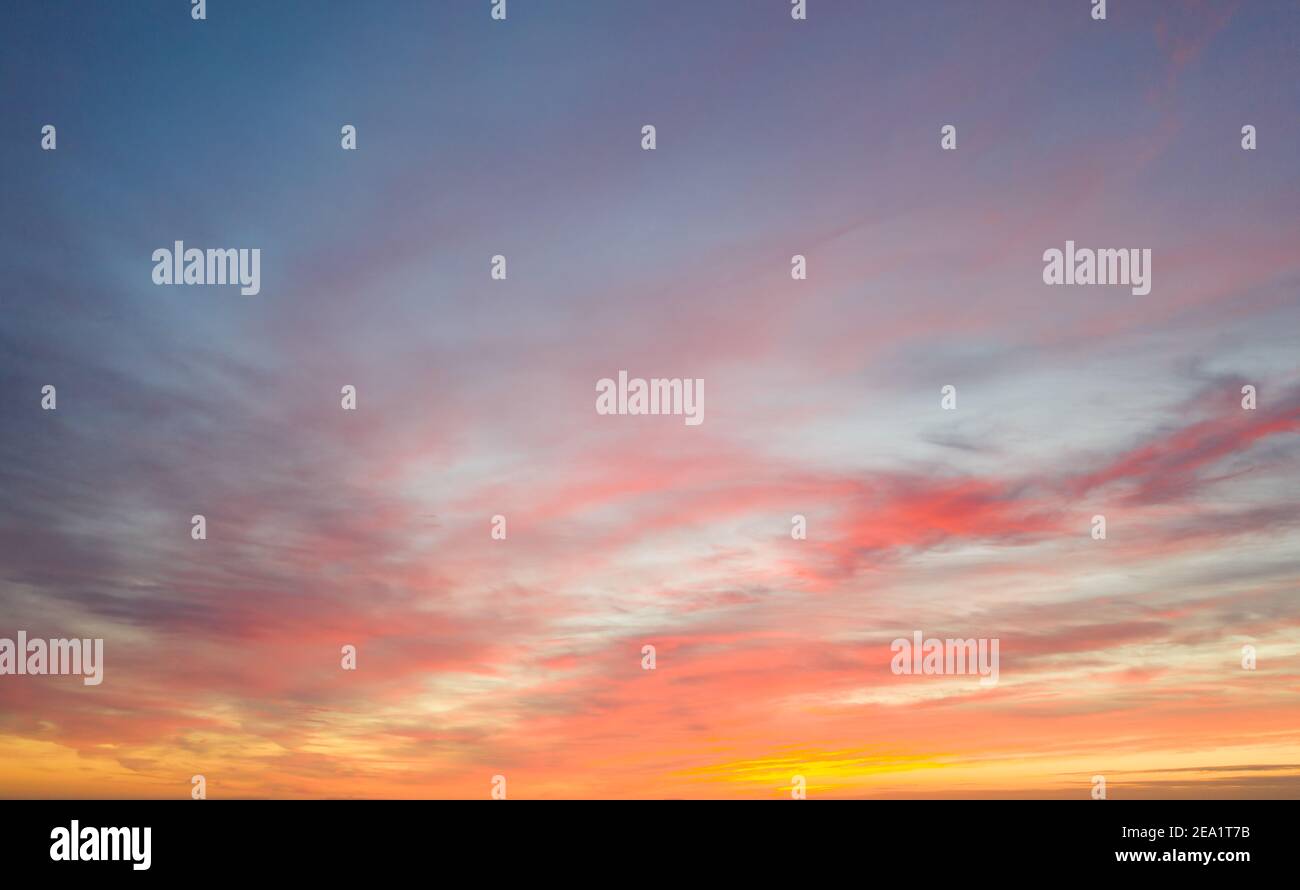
(1, 0, 1298, 799)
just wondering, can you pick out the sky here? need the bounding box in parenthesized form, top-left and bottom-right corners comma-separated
(0, 0, 1298, 799)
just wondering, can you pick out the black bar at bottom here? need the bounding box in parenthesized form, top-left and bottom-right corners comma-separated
(0, 799, 1286, 877)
